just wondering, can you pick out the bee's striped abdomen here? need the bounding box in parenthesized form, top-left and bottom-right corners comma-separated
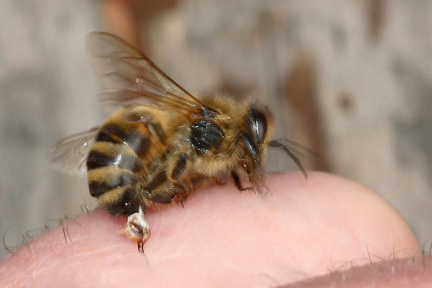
(86, 115, 161, 215)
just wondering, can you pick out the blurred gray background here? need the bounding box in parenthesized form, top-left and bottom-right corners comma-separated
(1, 0, 431, 257)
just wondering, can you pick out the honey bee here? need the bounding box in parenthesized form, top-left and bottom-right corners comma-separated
(47, 32, 307, 252)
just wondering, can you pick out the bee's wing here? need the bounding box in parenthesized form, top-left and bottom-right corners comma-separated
(86, 32, 210, 114)
(46, 127, 100, 177)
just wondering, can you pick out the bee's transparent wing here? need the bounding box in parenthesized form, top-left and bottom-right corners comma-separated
(46, 127, 99, 177)
(86, 32, 209, 114)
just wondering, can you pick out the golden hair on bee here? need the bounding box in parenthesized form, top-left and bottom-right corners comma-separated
(47, 32, 307, 252)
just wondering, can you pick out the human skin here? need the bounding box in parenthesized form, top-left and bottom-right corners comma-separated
(0, 172, 429, 287)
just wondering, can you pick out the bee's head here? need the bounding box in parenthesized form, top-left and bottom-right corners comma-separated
(240, 102, 274, 183)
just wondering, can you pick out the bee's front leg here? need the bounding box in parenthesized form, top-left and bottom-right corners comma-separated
(231, 171, 253, 192)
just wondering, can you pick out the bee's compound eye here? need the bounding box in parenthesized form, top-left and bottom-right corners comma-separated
(251, 110, 267, 144)
(242, 133, 257, 157)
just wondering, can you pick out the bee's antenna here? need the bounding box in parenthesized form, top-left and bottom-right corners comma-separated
(268, 140, 308, 179)
(276, 138, 319, 157)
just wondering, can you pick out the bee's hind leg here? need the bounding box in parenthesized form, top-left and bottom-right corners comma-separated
(121, 206, 151, 253)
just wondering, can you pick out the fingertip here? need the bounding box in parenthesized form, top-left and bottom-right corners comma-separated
(0, 172, 420, 287)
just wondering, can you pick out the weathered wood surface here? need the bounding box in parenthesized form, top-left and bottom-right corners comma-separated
(1, 0, 431, 256)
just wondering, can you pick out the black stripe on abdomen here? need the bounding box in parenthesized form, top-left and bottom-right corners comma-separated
(104, 187, 139, 215)
(88, 171, 134, 197)
(95, 123, 150, 159)
(87, 165, 140, 215)
(86, 150, 141, 172)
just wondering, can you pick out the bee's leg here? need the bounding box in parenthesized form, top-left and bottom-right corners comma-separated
(170, 153, 188, 181)
(231, 171, 253, 192)
(145, 185, 183, 204)
(120, 206, 151, 253)
(169, 153, 202, 203)
(145, 173, 207, 205)
(175, 174, 207, 204)
(148, 152, 206, 204)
